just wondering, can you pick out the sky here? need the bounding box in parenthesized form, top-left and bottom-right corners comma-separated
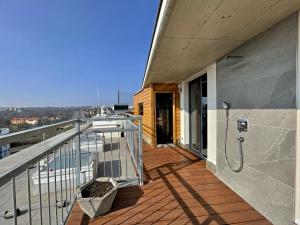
(0, 0, 159, 107)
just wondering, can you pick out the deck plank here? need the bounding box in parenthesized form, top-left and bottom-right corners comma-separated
(67, 144, 272, 225)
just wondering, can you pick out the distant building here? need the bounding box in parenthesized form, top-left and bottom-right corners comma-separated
(25, 118, 39, 126)
(10, 117, 27, 125)
(113, 104, 129, 114)
(48, 116, 61, 122)
(0, 128, 10, 159)
(11, 117, 40, 126)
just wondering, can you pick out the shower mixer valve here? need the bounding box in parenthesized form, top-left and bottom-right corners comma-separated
(237, 119, 248, 133)
(238, 137, 244, 142)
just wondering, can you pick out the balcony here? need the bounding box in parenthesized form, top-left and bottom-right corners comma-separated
(0, 114, 142, 225)
(0, 114, 271, 225)
(67, 145, 271, 225)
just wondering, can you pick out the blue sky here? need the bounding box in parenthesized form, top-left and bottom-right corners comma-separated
(0, 0, 159, 107)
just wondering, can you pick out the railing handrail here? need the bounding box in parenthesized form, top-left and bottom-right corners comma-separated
(0, 119, 80, 145)
(84, 113, 142, 122)
(123, 112, 142, 120)
(0, 122, 91, 188)
(86, 127, 137, 133)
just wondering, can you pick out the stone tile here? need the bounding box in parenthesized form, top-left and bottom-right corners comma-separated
(249, 159, 295, 188)
(216, 157, 294, 225)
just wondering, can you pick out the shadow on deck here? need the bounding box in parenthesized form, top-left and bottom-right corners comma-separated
(67, 144, 271, 225)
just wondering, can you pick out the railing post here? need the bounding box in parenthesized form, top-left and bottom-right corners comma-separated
(12, 177, 17, 225)
(75, 120, 81, 186)
(138, 117, 143, 186)
(27, 168, 32, 225)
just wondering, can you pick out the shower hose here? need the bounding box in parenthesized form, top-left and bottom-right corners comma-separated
(224, 110, 244, 172)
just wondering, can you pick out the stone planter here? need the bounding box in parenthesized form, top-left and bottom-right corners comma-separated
(77, 177, 118, 218)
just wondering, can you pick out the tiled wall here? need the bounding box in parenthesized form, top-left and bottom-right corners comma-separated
(216, 13, 297, 225)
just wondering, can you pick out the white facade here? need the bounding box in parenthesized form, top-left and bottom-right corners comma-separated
(179, 63, 217, 168)
(206, 63, 217, 166)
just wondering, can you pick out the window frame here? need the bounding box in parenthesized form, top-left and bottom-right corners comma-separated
(138, 103, 144, 116)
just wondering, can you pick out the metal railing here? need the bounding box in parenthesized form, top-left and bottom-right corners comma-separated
(0, 120, 91, 225)
(85, 113, 143, 186)
(0, 114, 143, 225)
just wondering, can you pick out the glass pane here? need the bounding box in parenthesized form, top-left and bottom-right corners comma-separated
(189, 79, 201, 151)
(156, 93, 173, 144)
(201, 76, 207, 157)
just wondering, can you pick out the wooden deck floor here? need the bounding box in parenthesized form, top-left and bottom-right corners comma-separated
(67, 144, 272, 225)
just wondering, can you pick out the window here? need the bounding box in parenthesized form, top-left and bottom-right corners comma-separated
(138, 103, 143, 115)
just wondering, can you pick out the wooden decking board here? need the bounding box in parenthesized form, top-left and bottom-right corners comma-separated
(114, 209, 264, 225)
(115, 187, 234, 201)
(115, 187, 233, 200)
(92, 201, 254, 221)
(67, 144, 272, 225)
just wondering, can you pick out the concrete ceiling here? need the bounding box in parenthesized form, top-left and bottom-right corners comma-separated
(143, 0, 300, 87)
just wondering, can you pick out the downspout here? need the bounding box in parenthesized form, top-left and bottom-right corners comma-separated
(142, 0, 173, 89)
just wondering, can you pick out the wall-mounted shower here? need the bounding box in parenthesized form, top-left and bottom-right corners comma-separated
(221, 55, 245, 67)
(222, 101, 230, 116)
(223, 101, 246, 173)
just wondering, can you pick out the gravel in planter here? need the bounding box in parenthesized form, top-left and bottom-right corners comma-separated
(77, 177, 118, 219)
(81, 181, 113, 198)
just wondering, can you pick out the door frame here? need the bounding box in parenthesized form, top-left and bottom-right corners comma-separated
(154, 91, 176, 146)
(188, 74, 207, 159)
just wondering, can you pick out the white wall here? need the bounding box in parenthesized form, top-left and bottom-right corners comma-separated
(207, 63, 217, 165)
(180, 63, 217, 166)
(180, 81, 189, 145)
(295, 10, 300, 225)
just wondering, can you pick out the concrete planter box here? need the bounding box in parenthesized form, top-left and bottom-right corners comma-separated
(77, 177, 118, 218)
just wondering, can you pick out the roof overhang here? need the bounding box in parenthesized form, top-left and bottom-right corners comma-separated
(143, 0, 300, 88)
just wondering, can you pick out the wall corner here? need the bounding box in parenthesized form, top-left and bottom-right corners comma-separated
(295, 10, 300, 223)
(207, 62, 217, 166)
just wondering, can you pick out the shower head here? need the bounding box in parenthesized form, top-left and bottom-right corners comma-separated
(222, 101, 230, 110)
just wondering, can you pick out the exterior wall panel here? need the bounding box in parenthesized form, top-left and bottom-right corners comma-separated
(133, 85, 154, 145)
(133, 83, 180, 146)
(216, 13, 297, 225)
